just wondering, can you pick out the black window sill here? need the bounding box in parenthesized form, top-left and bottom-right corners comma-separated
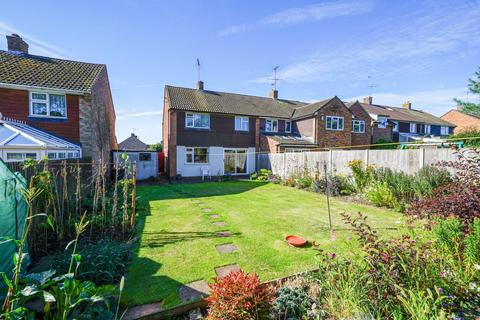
(184, 127, 212, 132)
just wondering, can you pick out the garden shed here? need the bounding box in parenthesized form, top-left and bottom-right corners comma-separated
(113, 150, 158, 180)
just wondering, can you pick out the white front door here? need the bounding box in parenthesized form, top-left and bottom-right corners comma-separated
(224, 149, 248, 175)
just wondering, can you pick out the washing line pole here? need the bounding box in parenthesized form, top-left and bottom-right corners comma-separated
(324, 162, 332, 232)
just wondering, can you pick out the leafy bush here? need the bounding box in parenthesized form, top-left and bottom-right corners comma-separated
(294, 175, 313, 189)
(348, 160, 375, 192)
(371, 138, 398, 149)
(250, 169, 272, 181)
(50, 239, 132, 285)
(363, 180, 396, 208)
(311, 174, 354, 196)
(449, 128, 480, 147)
(206, 270, 275, 320)
(273, 286, 312, 319)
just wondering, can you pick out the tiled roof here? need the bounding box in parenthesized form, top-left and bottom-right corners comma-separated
(118, 134, 148, 151)
(0, 50, 104, 92)
(358, 103, 454, 126)
(166, 86, 307, 118)
(265, 133, 317, 147)
(292, 97, 334, 119)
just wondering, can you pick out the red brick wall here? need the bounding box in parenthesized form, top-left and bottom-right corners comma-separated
(441, 110, 479, 134)
(372, 123, 393, 142)
(316, 98, 352, 148)
(294, 117, 315, 139)
(0, 87, 80, 143)
(349, 102, 372, 146)
(259, 135, 279, 152)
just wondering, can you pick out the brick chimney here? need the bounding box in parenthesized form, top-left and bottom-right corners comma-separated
(269, 89, 278, 100)
(197, 80, 204, 90)
(402, 101, 412, 110)
(363, 96, 373, 104)
(6, 34, 29, 54)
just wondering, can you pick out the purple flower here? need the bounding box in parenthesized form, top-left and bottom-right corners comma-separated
(438, 287, 443, 294)
(440, 271, 446, 278)
(329, 252, 336, 259)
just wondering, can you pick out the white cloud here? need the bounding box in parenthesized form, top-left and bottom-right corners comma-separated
(347, 87, 476, 116)
(217, 0, 373, 37)
(0, 21, 69, 58)
(253, 1, 480, 83)
(117, 110, 163, 120)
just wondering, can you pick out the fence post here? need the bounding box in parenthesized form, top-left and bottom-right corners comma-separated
(130, 161, 137, 228)
(364, 149, 369, 166)
(419, 148, 425, 171)
(283, 152, 287, 179)
(328, 150, 333, 173)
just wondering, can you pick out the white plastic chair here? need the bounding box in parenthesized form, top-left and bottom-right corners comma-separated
(201, 166, 210, 181)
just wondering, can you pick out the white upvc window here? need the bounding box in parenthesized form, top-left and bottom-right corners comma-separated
(377, 116, 388, 128)
(424, 124, 431, 134)
(392, 121, 399, 132)
(5, 152, 37, 162)
(185, 112, 210, 129)
(265, 119, 278, 132)
(30, 92, 67, 118)
(285, 120, 292, 133)
(410, 123, 417, 133)
(326, 116, 344, 131)
(352, 120, 365, 133)
(235, 116, 249, 131)
(440, 126, 449, 135)
(185, 147, 209, 164)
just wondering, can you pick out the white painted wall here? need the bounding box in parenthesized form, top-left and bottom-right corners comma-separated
(176, 146, 256, 177)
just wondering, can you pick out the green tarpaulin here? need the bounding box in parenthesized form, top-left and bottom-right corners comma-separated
(0, 159, 28, 277)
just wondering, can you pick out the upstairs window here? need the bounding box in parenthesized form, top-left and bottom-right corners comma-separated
(285, 120, 292, 133)
(352, 120, 365, 133)
(326, 116, 344, 131)
(410, 123, 417, 133)
(377, 116, 388, 128)
(265, 119, 278, 132)
(185, 112, 210, 129)
(235, 116, 249, 131)
(30, 92, 67, 118)
(185, 147, 208, 164)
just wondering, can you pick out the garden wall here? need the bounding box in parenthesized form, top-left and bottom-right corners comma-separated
(257, 148, 459, 178)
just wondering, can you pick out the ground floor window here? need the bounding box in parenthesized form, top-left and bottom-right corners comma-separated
(6, 152, 37, 162)
(186, 147, 209, 164)
(224, 149, 247, 175)
(48, 150, 80, 160)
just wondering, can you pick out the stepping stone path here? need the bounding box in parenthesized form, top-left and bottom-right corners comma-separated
(212, 221, 225, 227)
(179, 280, 210, 303)
(215, 243, 238, 254)
(202, 208, 213, 212)
(215, 264, 241, 278)
(209, 214, 220, 219)
(216, 231, 233, 237)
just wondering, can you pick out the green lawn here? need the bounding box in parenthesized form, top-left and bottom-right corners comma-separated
(123, 181, 406, 307)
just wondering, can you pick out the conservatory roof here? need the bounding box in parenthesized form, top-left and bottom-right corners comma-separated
(0, 116, 80, 150)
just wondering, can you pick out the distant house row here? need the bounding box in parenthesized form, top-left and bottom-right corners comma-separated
(163, 82, 455, 178)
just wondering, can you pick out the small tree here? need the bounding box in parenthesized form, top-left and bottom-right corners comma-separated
(148, 142, 163, 152)
(454, 67, 480, 116)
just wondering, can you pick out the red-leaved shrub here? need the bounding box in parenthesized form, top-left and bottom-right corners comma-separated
(206, 270, 275, 320)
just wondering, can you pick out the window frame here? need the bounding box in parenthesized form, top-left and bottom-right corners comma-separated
(185, 147, 209, 165)
(352, 120, 365, 133)
(377, 116, 388, 129)
(325, 116, 344, 131)
(424, 124, 431, 134)
(185, 112, 210, 129)
(265, 118, 278, 133)
(440, 126, 448, 136)
(410, 123, 417, 133)
(29, 92, 68, 119)
(285, 120, 292, 133)
(234, 116, 249, 132)
(139, 152, 152, 161)
(5, 152, 37, 162)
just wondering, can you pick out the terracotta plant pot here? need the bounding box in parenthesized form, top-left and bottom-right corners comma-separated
(285, 235, 307, 247)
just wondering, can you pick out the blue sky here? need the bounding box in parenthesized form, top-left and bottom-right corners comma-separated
(1, 0, 479, 143)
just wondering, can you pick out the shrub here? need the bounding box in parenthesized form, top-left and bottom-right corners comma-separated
(295, 175, 313, 189)
(364, 180, 396, 208)
(371, 138, 398, 149)
(311, 173, 355, 196)
(50, 239, 132, 285)
(449, 128, 480, 147)
(250, 169, 272, 181)
(348, 160, 375, 192)
(273, 286, 312, 319)
(206, 270, 275, 320)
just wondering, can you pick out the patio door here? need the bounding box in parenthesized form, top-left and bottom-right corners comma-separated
(224, 149, 247, 175)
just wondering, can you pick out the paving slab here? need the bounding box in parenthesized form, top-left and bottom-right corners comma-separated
(179, 280, 210, 303)
(202, 208, 212, 212)
(208, 214, 220, 219)
(215, 264, 240, 278)
(212, 221, 226, 227)
(215, 243, 238, 254)
(123, 302, 164, 320)
(216, 231, 233, 237)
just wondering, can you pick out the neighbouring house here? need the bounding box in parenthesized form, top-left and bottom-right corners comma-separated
(118, 133, 148, 151)
(0, 114, 81, 162)
(0, 34, 117, 162)
(355, 96, 455, 143)
(441, 108, 480, 134)
(163, 82, 372, 178)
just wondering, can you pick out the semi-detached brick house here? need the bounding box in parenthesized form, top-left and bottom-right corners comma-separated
(441, 108, 480, 134)
(163, 82, 373, 178)
(0, 34, 117, 161)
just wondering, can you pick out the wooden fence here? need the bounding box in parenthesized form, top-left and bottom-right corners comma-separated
(257, 148, 459, 178)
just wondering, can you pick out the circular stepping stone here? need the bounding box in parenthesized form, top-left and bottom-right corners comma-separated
(216, 243, 238, 254)
(178, 280, 210, 303)
(216, 231, 233, 237)
(213, 221, 225, 227)
(215, 264, 240, 278)
(209, 214, 220, 219)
